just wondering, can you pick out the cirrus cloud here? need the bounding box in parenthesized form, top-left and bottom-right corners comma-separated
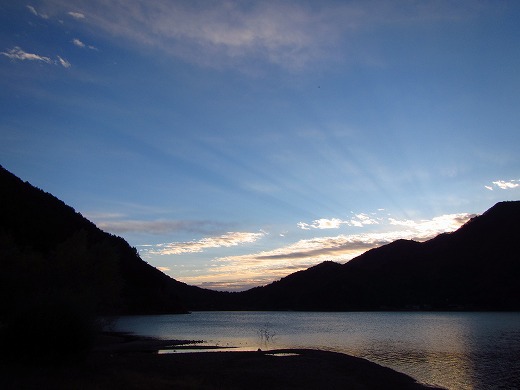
(150, 231, 266, 256)
(96, 219, 232, 235)
(72, 38, 98, 50)
(57, 55, 71, 68)
(1, 46, 52, 64)
(1, 46, 71, 68)
(39, 0, 485, 71)
(26, 4, 49, 19)
(68, 11, 85, 19)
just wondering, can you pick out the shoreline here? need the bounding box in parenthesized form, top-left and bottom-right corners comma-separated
(0, 332, 445, 389)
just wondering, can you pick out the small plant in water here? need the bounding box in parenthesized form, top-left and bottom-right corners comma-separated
(257, 322, 276, 347)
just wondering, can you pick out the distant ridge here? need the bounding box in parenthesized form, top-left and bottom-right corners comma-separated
(235, 200, 520, 311)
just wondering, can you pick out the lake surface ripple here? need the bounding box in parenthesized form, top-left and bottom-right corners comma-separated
(113, 311, 520, 390)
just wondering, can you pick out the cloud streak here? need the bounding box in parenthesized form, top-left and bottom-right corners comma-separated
(150, 231, 266, 255)
(68, 11, 85, 20)
(1, 46, 52, 64)
(1, 47, 71, 68)
(57, 55, 71, 68)
(40, 0, 483, 71)
(26, 4, 48, 19)
(96, 219, 232, 235)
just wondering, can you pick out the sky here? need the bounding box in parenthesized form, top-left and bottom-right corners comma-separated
(1, 1, 519, 291)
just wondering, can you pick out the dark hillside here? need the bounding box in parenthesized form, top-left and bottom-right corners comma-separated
(238, 201, 520, 311)
(238, 261, 344, 310)
(0, 165, 187, 316)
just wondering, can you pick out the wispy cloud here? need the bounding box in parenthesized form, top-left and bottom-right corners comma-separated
(1, 46, 52, 64)
(298, 213, 380, 230)
(72, 38, 97, 50)
(26, 5, 38, 16)
(180, 212, 473, 290)
(40, 0, 483, 71)
(485, 179, 520, 191)
(150, 231, 266, 255)
(1, 46, 71, 68)
(57, 55, 71, 68)
(388, 213, 474, 234)
(350, 213, 380, 227)
(72, 38, 85, 48)
(26, 4, 48, 19)
(79, 0, 339, 70)
(96, 219, 232, 235)
(68, 11, 85, 20)
(298, 218, 346, 230)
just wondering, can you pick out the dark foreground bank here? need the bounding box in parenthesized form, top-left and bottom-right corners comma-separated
(0, 333, 444, 390)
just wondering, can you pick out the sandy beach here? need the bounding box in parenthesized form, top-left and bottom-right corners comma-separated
(0, 332, 445, 389)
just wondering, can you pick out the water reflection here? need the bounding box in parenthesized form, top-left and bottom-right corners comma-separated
(354, 314, 476, 389)
(114, 312, 520, 390)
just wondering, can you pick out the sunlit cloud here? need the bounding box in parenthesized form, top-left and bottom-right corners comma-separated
(156, 266, 170, 272)
(298, 218, 346, 230)
(486, 179, 520, 190)
(181, 213, 473, 290)
(388, 213, 474, 236)
(150, 231, 266, 255)
(217, 229, 428, 266)
(350, 213, 380, 227)
(313, 218, 345, 229)
(298, 213, 380, 230)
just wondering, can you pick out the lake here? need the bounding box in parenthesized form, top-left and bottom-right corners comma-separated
(112, 311, 520, 390)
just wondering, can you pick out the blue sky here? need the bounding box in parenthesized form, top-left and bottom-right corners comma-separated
(1, 1, 519, 290)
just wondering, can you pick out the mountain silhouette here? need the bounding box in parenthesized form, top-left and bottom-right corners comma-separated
(0, 165, 191, 316)
(236, 201, 520, 310)
(1, 165, 519, 314)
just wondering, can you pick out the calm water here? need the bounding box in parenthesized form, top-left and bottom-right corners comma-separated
(113, 311, 520, 390)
